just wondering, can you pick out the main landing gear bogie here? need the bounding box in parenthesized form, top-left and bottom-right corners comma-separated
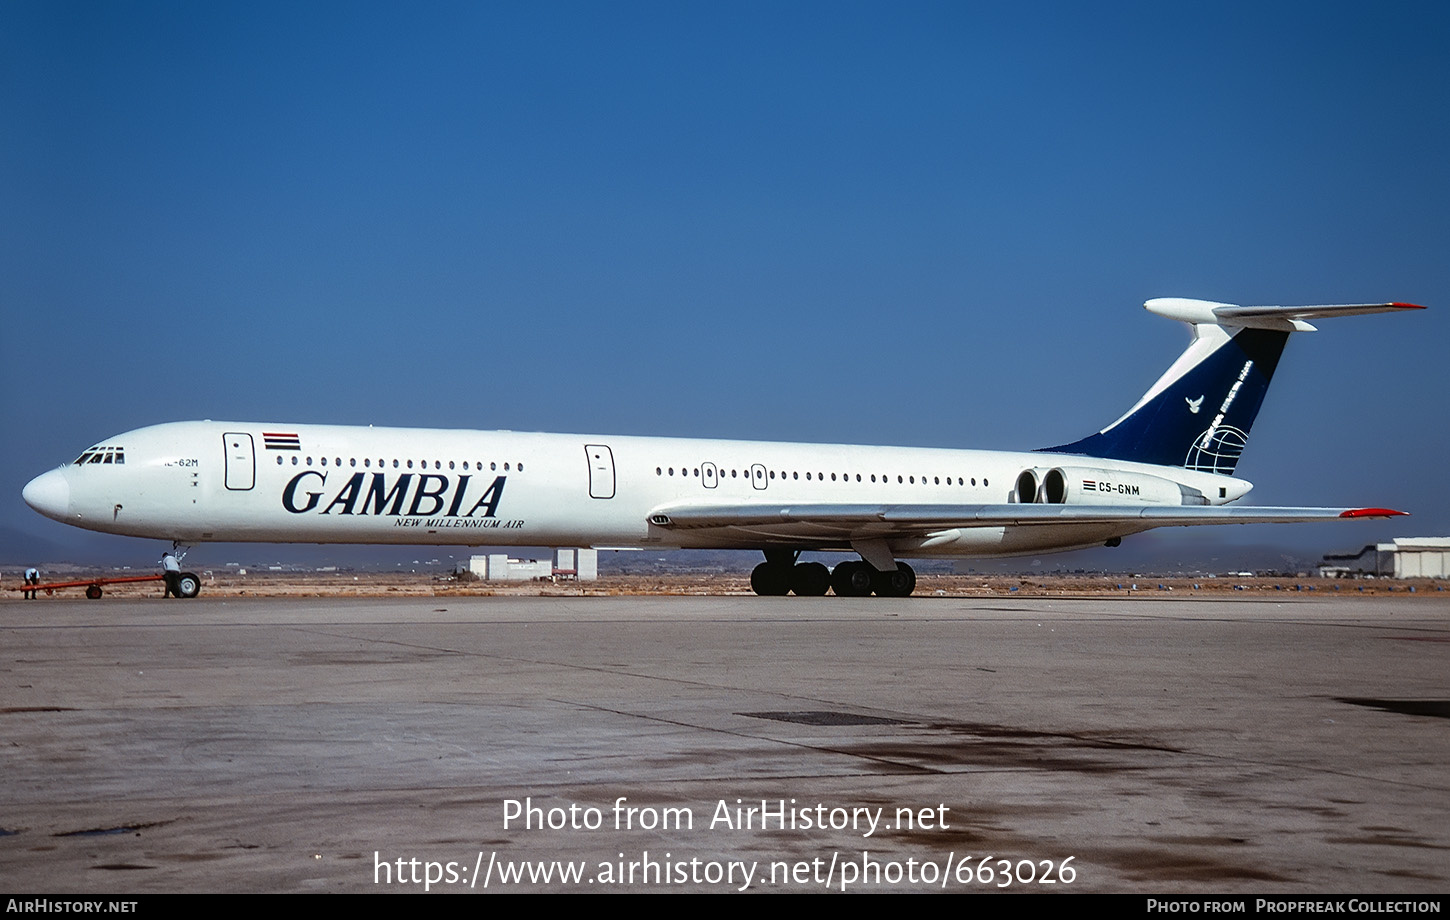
(750, 557, 830, 596)
(751, 557, 916, 598)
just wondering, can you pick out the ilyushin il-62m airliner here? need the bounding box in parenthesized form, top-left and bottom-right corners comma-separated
(23, 298, 1422, 598)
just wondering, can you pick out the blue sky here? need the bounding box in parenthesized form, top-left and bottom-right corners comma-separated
(3, 1, 1447, 563)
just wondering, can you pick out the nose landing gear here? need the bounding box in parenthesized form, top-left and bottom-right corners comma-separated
(162, 542, 202, 599)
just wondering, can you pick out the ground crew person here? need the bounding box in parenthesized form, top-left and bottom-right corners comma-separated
(161, 551, 181, 598)
(24, 566, 39, 599)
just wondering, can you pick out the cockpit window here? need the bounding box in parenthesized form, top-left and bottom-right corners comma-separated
(73, 447, 124, 465)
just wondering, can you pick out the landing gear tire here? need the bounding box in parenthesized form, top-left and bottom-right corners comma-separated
(789, 562, 830, 596)
(85, 585, 102, 600)
(750, 562, 792, 596)
(830, 560, 875, 597)
(872, 561, 916, 598)
(177, 572, 201, 599)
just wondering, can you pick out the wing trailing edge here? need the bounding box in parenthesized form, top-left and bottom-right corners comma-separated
(649, 502, 1407, 531)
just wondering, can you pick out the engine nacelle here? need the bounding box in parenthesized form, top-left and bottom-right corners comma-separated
(1014, 467, 1205, 506)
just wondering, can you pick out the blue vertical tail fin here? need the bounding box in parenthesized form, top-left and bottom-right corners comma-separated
(1041, 298, 1424, 475)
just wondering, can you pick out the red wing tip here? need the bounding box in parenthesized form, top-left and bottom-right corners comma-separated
(1389, 302, 1427, 310)
(1340, 508, 1409, 518)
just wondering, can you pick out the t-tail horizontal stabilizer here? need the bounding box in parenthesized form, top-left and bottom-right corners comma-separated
(1042, 299, 1425, 475)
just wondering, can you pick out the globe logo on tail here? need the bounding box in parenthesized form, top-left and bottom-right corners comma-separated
(1185, 425, 1248, 475)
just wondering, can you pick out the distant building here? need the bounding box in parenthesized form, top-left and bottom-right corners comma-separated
(469, 549, 598, 581)
(1319, 537, 1450, 579)
(550, 548, 597, 580)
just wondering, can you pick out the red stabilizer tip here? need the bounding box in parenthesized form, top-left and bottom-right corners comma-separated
(1389, 302, 1428, 310)
(1340, 508, 1409, 518)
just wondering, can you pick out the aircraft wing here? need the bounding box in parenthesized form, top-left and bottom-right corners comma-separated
(648, 502, 1405, 540)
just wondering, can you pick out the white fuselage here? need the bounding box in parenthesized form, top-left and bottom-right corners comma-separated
(24, 421, 1251, 559)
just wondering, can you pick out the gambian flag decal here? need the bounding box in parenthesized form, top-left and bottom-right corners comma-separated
(263, 432, 301, 451)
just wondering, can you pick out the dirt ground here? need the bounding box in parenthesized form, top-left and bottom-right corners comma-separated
(3, 570, 1444, 600)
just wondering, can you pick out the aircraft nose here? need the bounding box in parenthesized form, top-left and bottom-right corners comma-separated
(22, 469, 70, 521)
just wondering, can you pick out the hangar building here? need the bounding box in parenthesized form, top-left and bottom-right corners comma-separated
(1319, 537, 1450, 579)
